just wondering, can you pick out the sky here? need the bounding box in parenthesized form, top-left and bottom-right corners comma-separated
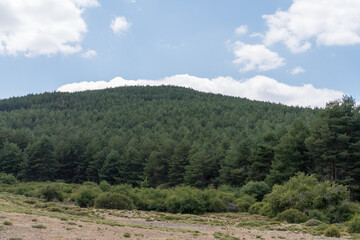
(1, 0, 360, 107)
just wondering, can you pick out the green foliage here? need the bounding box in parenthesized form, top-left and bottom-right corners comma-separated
(94, 192, 134, 210)
(276, 208, 309, 223)
(308, 210, 329, 223)
(39, 184, 64, 202)
(306, 96, 360, 199)
(266, 120, 310, 185)
(73, 185, 102, 208)
(258, 203, 276, 218)
(99, 180, 111, 192)
(324, 225, 341, 238)
(304, 219, 322, 226)
(165, 187, 206, 214)
(239, 181, 270, 201)
(0, 86, 316, 188)
(248, 202, 265, 215)
(264, 173, 350, 221)
(348, 215, 360, 233)
(235, 194, 256, 212)
(0, 172, 17, 184)
(21, 137, 58, 181)
(207, 197, 228, 213)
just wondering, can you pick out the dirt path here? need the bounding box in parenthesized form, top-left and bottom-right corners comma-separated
(0, 211, 345, 240)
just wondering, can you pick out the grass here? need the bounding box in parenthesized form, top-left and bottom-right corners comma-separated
(32, 224, 46, 229)
(1, 190, 359, 239)
(3, 220, 12, 225)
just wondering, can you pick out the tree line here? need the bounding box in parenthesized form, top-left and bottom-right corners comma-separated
(0, 86, 359, 199)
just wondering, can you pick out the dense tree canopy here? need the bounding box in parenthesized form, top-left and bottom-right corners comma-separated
(0, 86, 359, 199)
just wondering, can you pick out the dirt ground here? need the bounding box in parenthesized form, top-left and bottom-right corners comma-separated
(0, 211, 346, 240)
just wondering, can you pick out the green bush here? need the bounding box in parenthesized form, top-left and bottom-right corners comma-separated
(304, 219, 322, 226)
(165, 187, 205, 214)
(94, 192, 134, 210)
(264, 173, 350, 220)
(258, 202, 276, 218)
(324, 225, 341, 238)
(327, 201, 360, 223)
(308, 209, 329, 223)
(0, 173, 17, 184)
(73, 186, 101, 208)
(248, 202, 265, 214)
(39, 184, 64, 202)
(99, 180, 111, 192)
(236, 194, 256, 212)
(207, 197, 227, 213)
(348, 215, 360, 233)
(240, 181, 270, 201)
(133, 188, 169, 212)
(276, 208, 309, 223)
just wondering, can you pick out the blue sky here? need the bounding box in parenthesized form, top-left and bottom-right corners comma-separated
(1, 0, 359, 107)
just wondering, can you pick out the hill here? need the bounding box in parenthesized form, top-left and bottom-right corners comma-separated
(0, 86, 318, 187)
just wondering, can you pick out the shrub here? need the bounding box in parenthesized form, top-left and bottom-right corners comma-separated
(258, 202, 276, 218)
(207, 197, 227, 213)
(99, 180, 111, 192)
(348, 215, 360, 233)
(324, 225, 341, 238)
(94, 192, 134, 210)
(133, 188, 169, 211)
(304, 219, 321, 226)
(0, 173, 17, 184)
(276, 208, 309, 223)
(248, 202, 265, 214)
(327, 201, 360, 223)
(32, 224, 46, 229)
(240, 181, 270, 201)
(73, 186, 101, 208)
(236, 194, 256, 212)
(308, 210, 329, 223)
(165, 187, 205, 214)
(3, 221, 12, 225)
(39, 184, 64, 202)
(264, 173, 350, 219)
(227, 203, 239, 212)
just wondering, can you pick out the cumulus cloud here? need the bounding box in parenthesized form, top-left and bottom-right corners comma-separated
(0, 0, 98, 57)
(291, 66, 305, 75)
(81, 49, 97, 58)
(235, 25, 248, 35)
(57, 74, 343, 108)
(263, 0, 360, 53)
(72, 0, 99, 7)
(230, 41, 285, 72)
(110, 16, 131, 35)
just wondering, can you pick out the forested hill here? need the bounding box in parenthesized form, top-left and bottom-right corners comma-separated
(0, 86, 359, 199)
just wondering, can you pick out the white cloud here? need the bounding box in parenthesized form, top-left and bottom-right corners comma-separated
(57, 74, 343, 108)
(0, 0, 98, 57)
(231, 41, 285, 72)
(235, 25, 248, 35)
(291, 66, 305, 75)
(110, 16, 131, 35)
(263, 0, 360, 53)
(72, 0, 99, 8)
(82, 49, 97, 58)
(250, 33, 264, 38)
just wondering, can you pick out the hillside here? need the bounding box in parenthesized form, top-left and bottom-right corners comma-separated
(0, 86, 317, 185)
(0, 86, 359, 200)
